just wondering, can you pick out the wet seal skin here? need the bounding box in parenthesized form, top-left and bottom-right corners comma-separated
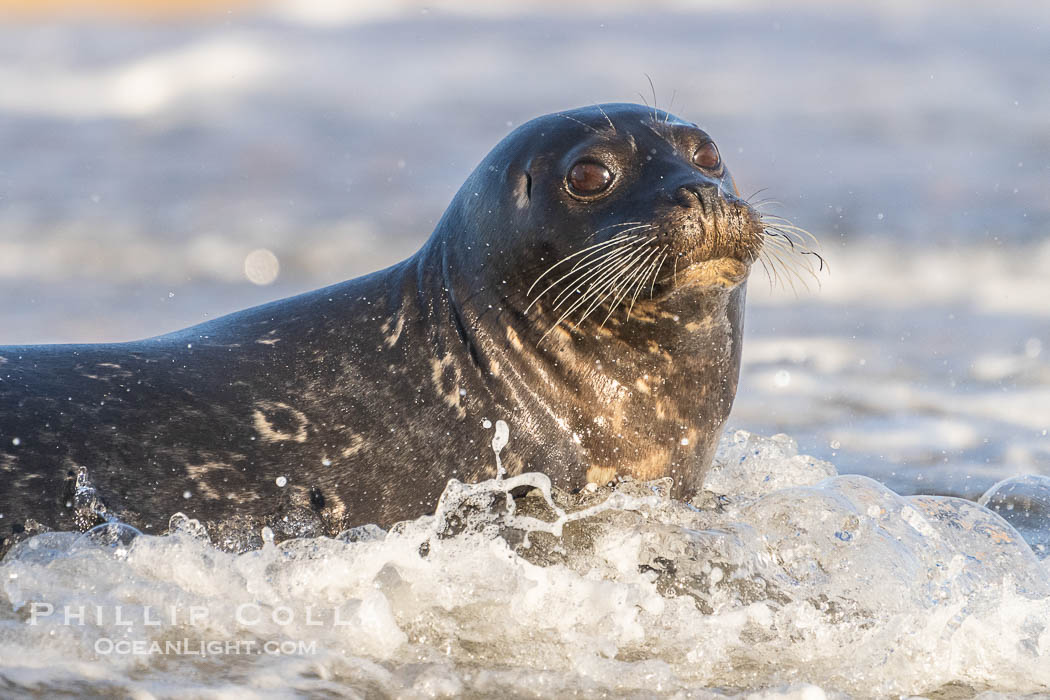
(0, 103, 813, 556)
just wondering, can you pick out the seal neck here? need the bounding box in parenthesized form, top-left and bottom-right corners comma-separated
(416, 232, 746, 494)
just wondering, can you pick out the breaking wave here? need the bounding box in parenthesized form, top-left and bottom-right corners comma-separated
(2, 427, 1049, 698)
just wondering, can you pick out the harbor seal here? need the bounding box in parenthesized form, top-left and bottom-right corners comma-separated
(0, 103, 771, 554)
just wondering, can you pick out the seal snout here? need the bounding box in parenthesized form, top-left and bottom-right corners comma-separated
(673, 183, 723, 216)
(647, 181, 765, 281)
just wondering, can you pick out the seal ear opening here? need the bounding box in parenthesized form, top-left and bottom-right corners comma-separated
(514, 170, 532, 209)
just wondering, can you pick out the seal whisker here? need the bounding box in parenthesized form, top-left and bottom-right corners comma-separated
(783, 258, 815, 290)
(540, 261, 624, 340)
(764, 248, 798, 294)
(649, 249, 670, 298)
(591, 220, 645, 234)
(758, 240, 792, 289)
(625, 249, 664, 319)
(757, 253, 776, 291)
(765, 246, 813, 293)
(584, 221, 651, 243)
(547, 241, 648, 310)
(532, 225, 654, 309)
(625, 266, 654, 320)
(546, 243, 652, 321)
(558, 113, 601, 134)
(801, 249, 828, 273)
(552, 240, 657, 333)
(526, 245, 631, 310)
(753, 208, 826, 291)
(767, 230, 797, 251)
(588, 244, 660, 328)
(606, 247, 661, 326)
(643, 121, 676, 150)
(761, 217, 820, 247)
(571, 238, 660, 314)
(762, 227, 826, 284)
(645, 73, 660, 123)
(582, 223, 653, 246)
(665, 89, 677, 123)
(596, 264, 645, 327)
(553, 233, 644, 281)
(525, 231, 644, 299)
(751, 199, 784, 211)
(561, 235, 645, 277)
(745, 187, 770, 202)
(593, 103, 616, 132)
(549, 234, 654, 300)
(571, 265, 639, 328)
(765, 223, 815, 247)
(761, 253, 782, 288)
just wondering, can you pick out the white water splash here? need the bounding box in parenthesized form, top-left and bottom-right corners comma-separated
(2, 429, 1049, 698)
(491, 418, 510, 479)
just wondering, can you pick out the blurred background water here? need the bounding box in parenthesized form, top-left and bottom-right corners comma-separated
(1, 0, 1048, 499)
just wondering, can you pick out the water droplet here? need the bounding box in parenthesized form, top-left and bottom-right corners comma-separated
(11, 437, 20, 446)
(275, 476, 288, 487)
(491, 420, 510, 479)
(492, 420, 509, 454)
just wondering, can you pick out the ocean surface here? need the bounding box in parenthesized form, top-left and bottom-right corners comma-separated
(1, 0, 1049, 697)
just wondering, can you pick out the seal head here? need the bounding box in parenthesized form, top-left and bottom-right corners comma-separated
(426, 102, 763, 494)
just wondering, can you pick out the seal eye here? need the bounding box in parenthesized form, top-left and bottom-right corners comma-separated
(692, 141, 721, 170)
(567, 161, 613, 197)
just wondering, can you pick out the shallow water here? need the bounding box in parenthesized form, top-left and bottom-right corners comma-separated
(2, 428, 1049, 698)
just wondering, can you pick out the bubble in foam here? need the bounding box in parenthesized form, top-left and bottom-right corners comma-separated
(978, 474, 1050, 558)
(167, 513, 211, 542)
(704, 430, 836, 500)
(72, 521, 143, 559)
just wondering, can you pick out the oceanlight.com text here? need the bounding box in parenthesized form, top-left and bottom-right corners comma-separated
(94, 638, 318, 656)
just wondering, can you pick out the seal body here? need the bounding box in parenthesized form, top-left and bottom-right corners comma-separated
(0, 103, 764, 553)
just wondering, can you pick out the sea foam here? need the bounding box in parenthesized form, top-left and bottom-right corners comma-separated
(2, 427, 1049, 697)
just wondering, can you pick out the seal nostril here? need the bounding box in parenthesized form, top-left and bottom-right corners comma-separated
(675, 184, 723, 215)
(524, 172, 532, 200)
(674, 185, 702, 208)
